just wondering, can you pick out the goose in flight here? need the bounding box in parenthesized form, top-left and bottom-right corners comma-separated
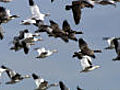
(0, 0, 12, 3)
(112, 38, 120, 61)
(0, 6, 19, 24)
(95, 0, 116, 7)
(78, 38, 102, 58)
(59, 81, 70, 90)
(103, 37, 120, 49)
(65, 1, 81, 25)
(21, 0, 50, 26)
(1, 65, 30, 84)
(80, 55, 100, 73)
(74, 53, 100, 73)
(62, 20, 83, 41)
(49, 20, 69, 43)
(10, 37, 30, 54)
(34, 47, 57, 58)
(32, 73, 58, 90)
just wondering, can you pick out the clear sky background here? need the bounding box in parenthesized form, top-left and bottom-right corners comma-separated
(0, 0, 120, 90)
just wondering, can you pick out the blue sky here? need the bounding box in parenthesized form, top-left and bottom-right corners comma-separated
(0, 0, 120, 90)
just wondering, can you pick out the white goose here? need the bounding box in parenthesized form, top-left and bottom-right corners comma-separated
(80, 55, 100, 73)
(32, 73, 58, 90)
(21, 0, 50, 26)
(1, 65, 30, 84)
(34, 47, 57, 58)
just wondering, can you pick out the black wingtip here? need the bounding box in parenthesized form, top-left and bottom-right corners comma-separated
(21, 41, 29, 54)
(32, 73, 39, 79)
(1, 65, 7, 69)
(29, 0, 34, 6)
(51, 0, 54, 3)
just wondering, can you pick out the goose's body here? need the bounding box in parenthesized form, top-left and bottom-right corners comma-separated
(1, 65, 30, 84)
(79, 38, 102, 58)
(59, 81, 70, 90)
(80, 55, 100, 73)
(62, 20, 83, 41)
(32, 73, 58, 90)
(10, 37, 30, 54)
(49, 20, 69, 42)
(35, 24, 53, 35)
(21, 0, 50, 26)
(34, 47, 57, 58)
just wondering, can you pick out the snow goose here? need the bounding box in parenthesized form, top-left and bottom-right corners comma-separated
(59, 81, 70, 90)
(1, 65, 30, 84)
(80, 55, 100, 73)
(112, 39, 120, 61)
(65, 1, 81, 25)
(0, 0, 12, 3)
(34, 47, 57, 58)
(62, 20, 83, 41)
(49, 20, 69, 43)
(0, 6, 19, 24)
(21, 0, 50, 26)
(78, 38, 102, 58)
(103, 37, 120, 49)
(32, 73, 58, 90)
(10, 38, 30, 54)
(95, 0, 116, 7)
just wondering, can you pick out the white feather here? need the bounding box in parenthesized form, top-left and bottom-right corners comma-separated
(80, 56, 92, 70)
(35, 78, 44, 88)
(30, 5, 45, 21)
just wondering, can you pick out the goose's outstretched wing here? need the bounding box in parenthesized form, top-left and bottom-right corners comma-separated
(62, 20, 71, 32)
